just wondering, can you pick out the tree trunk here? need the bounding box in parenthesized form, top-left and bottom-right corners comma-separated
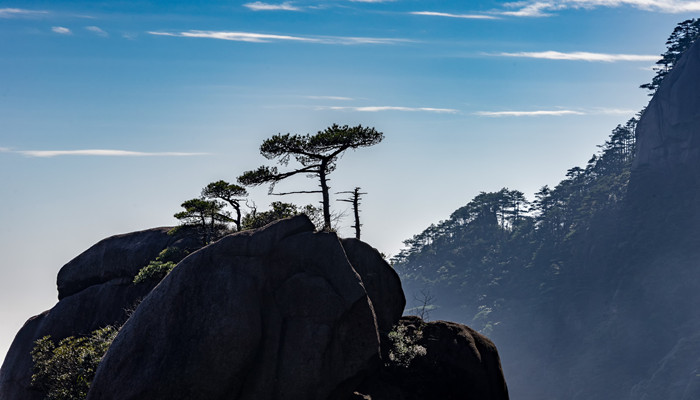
(319, 162, 331, 230)
(233, 203, 241, 231)
(352, 189, 361, 239)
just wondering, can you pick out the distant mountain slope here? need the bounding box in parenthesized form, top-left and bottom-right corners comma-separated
(393, 28, 700, 400)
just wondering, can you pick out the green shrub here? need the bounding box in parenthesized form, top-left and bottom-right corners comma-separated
(133, 260, 176, 284)
(31, 326, 118, 400)
(155, 246, 187, 263)
(132, 246, 187, 284)
(386, 324, 427, 368)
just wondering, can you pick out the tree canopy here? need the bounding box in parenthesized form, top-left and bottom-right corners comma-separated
(173, 198, 230, 244)
(641, 18, 700, 95)
(201, 180, 248, 231)
(238, 124, 383, 229)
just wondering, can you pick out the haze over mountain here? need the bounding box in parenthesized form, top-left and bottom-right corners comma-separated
(394, 24, 700, 399)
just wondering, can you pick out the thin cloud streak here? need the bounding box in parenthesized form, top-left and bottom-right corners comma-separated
(85, 26, 108, 37)
(0, 8, 48, 18)
(148, 30, 411, 45)
(501, 0, 700, 16)
(591, 108, 638, 115)
(411, 11, 500, 19)
(474, 108, 637, 117)
(319, 106, 459, 113)
(496, 50, 658, 62)
(149, 30, 317, 43)
(475, 110, 585, 117)
(52, 26, 72, 35)
(305, 96, 354, 101)
(16, 149, 209, 158)
(243, 2, 301, 11)
(501, 2, 560, 17)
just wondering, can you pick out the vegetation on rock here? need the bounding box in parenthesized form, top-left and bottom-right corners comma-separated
(133, 247, 188, 284)
(238, 124, 383, 230)
(385, 323, 427, 368)
(31, 327, 118, 400)
(640, 18, 700, 95)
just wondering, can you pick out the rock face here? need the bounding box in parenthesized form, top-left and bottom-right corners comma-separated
(633, 39, 700, 172)
(57, 226, 200, 300)
(0, 226, 197, 400)
(357, 316, 510, 400)
(340, 238, 405, 334)
(86, 216, 402, 400)
(630, 38, 700, 238)
(1, 216, 510, 399)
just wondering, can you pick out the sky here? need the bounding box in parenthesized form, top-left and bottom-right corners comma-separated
(1, 0, 698, 366)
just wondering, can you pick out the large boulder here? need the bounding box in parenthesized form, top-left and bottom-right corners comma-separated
(86, 216, 405, 400)
(0, 226, 197, 400)
(0, 280, 156, 400)
(357, 316, 510, 400)
(57, 226, 199, 300)
(340, 238, 405, 334)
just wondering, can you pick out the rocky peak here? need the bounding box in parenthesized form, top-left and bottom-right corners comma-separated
(633, 39, 700, 172)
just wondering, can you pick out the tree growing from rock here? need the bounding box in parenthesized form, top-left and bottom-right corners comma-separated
(174, 198, 230, 244)
(201, 180, 248, 231)
(336, 187, 366, 239)
(238, 124, 384, 230)
(641, 18, 700, 95)
(241, 201, 324, 230)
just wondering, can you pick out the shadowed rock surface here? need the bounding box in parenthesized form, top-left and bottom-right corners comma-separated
(57, 226, 200, 300)
(356, 316, 510, 400)
(340, 238, 405, 334)
(633, 39, 700, 172)
(86, 216, 402, 400)
(0, 225, 198, 400)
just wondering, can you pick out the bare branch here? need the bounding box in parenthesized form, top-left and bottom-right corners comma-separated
(270, 190, 323, 195)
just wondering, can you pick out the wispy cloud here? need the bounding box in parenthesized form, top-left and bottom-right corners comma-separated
(0, 8, 48, 18)
(51, 26, 72, 35)
(305, 95, 354, 101)
(13, 149, 208, 158)
(0, 147, 11, 153)
(85, 26, 108, 37)
(149, 30, 315, 43)
(350, 0, 397, 2)
(243, 2, 301, 11)
(148, 30, 411, 45)
(474, 108, 637, 117)
(589, 107, 638, 115)
(500, 0, 700, 17)
(410, 11, 500, 19)
(319, 106, 459, 113)
(495, 50, 658, 62)
(475, 110, 584, 117)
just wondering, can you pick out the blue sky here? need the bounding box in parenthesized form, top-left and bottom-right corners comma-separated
(1, 0, 698, 364)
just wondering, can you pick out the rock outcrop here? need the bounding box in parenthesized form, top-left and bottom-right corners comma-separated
(633, 39, 700, 172)
(57, 226, 200, 300)
(86, 216, 396, 400)
(357, 316, 510, 400)
(629, 38, 700, 240)
(1, 216, 510, 399)
(0, 226, 199, 400)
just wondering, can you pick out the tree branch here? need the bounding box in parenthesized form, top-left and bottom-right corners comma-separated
(270, 190, 323, 195)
